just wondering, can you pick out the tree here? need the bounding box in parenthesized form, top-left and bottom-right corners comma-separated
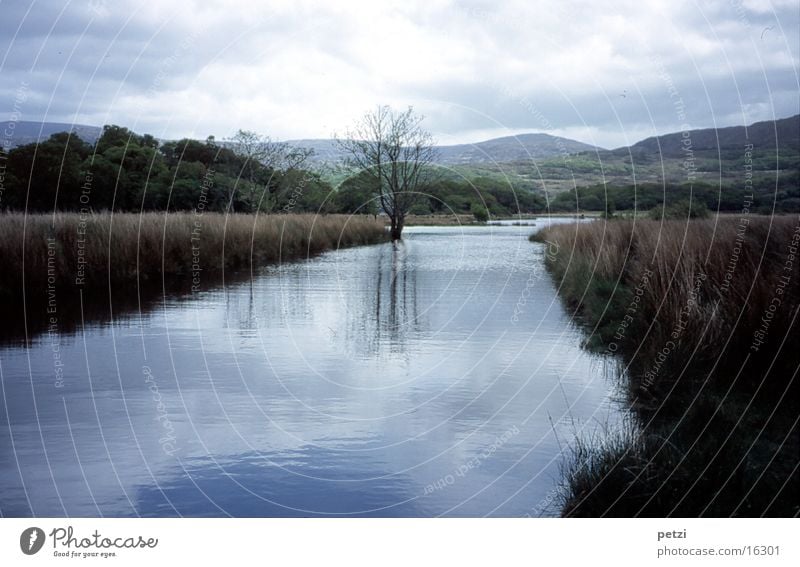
(471, 202, 489, 222)
(336, 106, 437, 240)
(649, 199, 710, 220)
(227, 130, 267, 206)
(335, 170, 379, 214)
(602, 198, 615, 219)
(86, 132, 166, 211)
(227, 129, 313, 212)
(5, 133, 92, 211)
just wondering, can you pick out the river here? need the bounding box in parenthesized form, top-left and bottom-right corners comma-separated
(0, 219, 621, 517)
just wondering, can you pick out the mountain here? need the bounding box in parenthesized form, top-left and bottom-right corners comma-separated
(497, 114, 800, 194)
(0, 120, 102, 148)
(288, 116, 799, 169)
(436, 133, 601, 164)
(288, 133, 602, 166)
(6, 115, 796, 171)
(614, 114, 799, 158)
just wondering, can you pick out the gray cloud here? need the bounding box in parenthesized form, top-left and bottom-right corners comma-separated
(1, 0, 797, 147)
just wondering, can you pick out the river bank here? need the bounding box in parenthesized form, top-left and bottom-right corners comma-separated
(533, 216, 800, 516)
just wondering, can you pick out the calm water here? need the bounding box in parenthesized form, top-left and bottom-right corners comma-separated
(0, 220, 621, 517)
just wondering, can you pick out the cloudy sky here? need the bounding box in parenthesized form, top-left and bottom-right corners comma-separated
(1, 0, 798, 149)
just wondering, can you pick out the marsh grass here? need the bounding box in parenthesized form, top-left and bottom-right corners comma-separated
(533, 216, 800, 395)
(560, 393, 798, 517)
(0, 212, 385, 291)
(534, 216, 800, 516)
(0, 212, 386, 337)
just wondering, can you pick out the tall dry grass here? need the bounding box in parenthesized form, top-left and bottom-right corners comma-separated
(533, 216, 800, 517)
(0, 212, 386, 299)
(534, 216, 800, 395)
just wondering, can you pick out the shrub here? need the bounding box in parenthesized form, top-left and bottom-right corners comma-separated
(648, 199, 710, 220)
(471, 202, 489, 222)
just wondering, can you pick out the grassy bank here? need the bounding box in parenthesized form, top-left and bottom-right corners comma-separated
(0, 212, 386, 304)
(532, 216, 800, 516)
(402, 213, 479, 226)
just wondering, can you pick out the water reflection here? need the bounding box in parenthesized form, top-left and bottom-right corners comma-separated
(362, 241, 419, 356)
(0, 222, 620, 517)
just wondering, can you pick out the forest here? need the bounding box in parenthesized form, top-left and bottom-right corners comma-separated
(0, 125, 545, 218)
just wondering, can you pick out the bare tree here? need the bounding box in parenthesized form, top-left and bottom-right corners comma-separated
(259, 141, 315, 212)
(227, 129, 314, 211)
(336, 106, 437, 240)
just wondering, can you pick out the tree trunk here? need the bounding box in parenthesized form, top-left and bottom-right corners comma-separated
(390, 214, 404, 241)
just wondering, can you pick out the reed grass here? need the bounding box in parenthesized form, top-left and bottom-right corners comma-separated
(0, 212, 387, 299)
(533, 216, 800, 395)
(533, 215, 800, 516)
(559, 393, 798, 517)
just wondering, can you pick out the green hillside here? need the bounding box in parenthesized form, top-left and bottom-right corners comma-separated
(445, 115, 800, 214)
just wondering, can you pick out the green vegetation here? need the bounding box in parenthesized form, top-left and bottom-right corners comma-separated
(333, 172, 547, 217)
(4, 121, 797, 221)
(648, 199, 709, 219)
(2, 125, 364, 215)
(470, 202, 489, 222)
(336, 106, 436, 240)
(544, 181, 799, 214)
(1, 124, 547, 219)
(444, 117, 800, 212)
(333, 170, 380, 215)
(533, 217, 799, 516)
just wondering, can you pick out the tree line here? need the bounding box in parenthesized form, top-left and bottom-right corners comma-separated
(546, 180, 800, 215)
(11, 116, 782, 222)
(0, 125, 340, 213)
(1, 121, 549, 222)
(334, 162, 546, 218)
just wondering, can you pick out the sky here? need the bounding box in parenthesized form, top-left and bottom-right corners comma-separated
(1, 0, 798, 149)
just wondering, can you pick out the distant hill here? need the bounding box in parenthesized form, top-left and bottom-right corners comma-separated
(288, 133, 601, 166)
(283, 139, 345, 164)
(2, 123, 600, 167)
(614, 114, 799, 158)
(288, 116, 799, 171)
(436, 133, 601, 164)
(0, 120, 102, 148)
(5, 115, 796, 177)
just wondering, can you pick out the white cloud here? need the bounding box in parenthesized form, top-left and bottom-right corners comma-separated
(0, 0, 797, 147)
